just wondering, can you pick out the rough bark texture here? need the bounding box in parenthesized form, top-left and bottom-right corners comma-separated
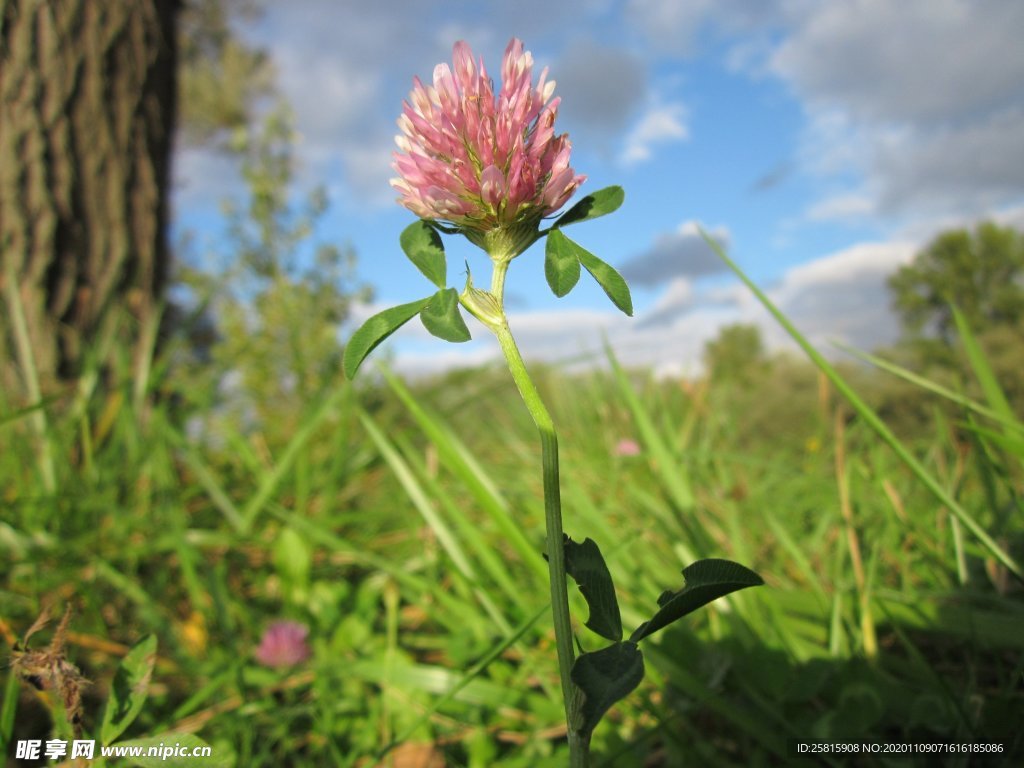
(1, 0, 177, 394)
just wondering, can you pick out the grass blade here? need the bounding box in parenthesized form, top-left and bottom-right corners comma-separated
(701, 229, 1022, 580)
(381, 367, 546, 580)
(836, 342, 1023, 435)
(240, 384, 350, 532)
(374, 604, 548, 763)
(359, 410, 476, 579)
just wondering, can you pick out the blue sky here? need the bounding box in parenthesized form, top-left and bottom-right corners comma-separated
(173, 0, 1024, 376)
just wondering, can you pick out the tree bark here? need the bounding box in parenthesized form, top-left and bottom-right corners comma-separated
(1, 0, 177, 394)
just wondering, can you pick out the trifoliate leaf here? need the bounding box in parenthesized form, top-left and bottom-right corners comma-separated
(629, 558, 764, 643)
(343, 297, 433, 379)
(569, 238, 633, 316)
(571, 642, 644, 739)
(545, 230, 582, 297)
(420, 287, 471, 343)
(553, 186, 625, 228)
(564, 536, 622, 641)
(400, 220, 447, 288)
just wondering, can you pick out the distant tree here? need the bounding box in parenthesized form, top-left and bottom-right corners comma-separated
(177, 0, 271, 147)
(177, 107, 371, 440)
(703, 323, 767, 385)
(888, 222, 1024, 346)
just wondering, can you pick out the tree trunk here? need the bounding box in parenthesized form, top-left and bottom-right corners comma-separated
(1, 0, 177, 395)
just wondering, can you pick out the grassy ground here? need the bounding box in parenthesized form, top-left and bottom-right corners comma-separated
(2, 316, 1023, 766)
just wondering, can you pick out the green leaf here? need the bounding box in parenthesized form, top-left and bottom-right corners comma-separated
(544, 230, 583, 298)
(100, 635, 158, 744)
(577, 242, 634, 316)
(400, 220, 447, 288)
(952, 305, 1017, 432)
(571, 642, 644, 739)
(564, 536, 622, 641)
(110, 733, 231, 767)
(630, 558, 763, 643)
(553, 186, 625, 228)
(273, 527, 311, 588)
(343, 297, 433, 379)
(420, 288, 472, 343)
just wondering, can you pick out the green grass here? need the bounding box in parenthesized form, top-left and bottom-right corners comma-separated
(2, 306, 1023, 766)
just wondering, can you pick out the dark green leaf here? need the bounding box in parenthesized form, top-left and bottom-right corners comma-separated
(571, 642, 644, 739)
(420, 288, 471, 343)
(545, 230, 582, 297)
(343, 297, 433, 379)
(400, 220, 447, 288)
(564, 536, 622, 641)
(630, 558, 763, 643)
(576, 242, 633, 316)
(100, 635, 157, 744)
(553, 186, 625, 228)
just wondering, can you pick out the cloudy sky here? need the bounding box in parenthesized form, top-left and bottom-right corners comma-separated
(174, 0, 1024, 377)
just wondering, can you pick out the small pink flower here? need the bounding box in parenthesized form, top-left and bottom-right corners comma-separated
(614, 439, 641, 457)
(255, 621, 310, 668)
(391, 39, 585, 234)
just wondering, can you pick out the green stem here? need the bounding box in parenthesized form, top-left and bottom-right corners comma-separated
(486, 258, 587, 766)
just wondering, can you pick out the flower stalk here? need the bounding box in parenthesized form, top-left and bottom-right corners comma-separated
(380, 37, 602, 765)
(345, 37, 760, 767)
(486, 258, 586, 763)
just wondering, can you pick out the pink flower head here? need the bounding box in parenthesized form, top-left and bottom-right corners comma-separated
(391, 39, 586, 234)
(255, 620, 310, 668)
(614, 438, 641, 457)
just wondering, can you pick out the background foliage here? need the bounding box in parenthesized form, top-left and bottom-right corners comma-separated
(2, 2, 1023, 766)
(3, 204, 1023, 764)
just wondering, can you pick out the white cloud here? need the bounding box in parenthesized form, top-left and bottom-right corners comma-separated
(274, 50, 379, 139)
(620, 102, 689, 165)
(625, 0, 804, 56)
(554, 41, 648, 140)
(763, 240, 915, 351)
(874, 107, 1024, 216)
(623, 0, 1024, 224)
(652, 277, 693, 314)
(171, 147, 239, 214)
(796, 108, 872, 179)
(774, 241, 914, 294)
(625, 0, 715, 54)
(768, 0, 1024, 221)
(806, 193, 874, 222)
(505, 308, 623, 365)
(770, 0, 1024, 125)
(621, 221, 730, 286)
(993, 202, 1024, 231)
(636, 237, 913, 362)
(390, 344, 499, 380)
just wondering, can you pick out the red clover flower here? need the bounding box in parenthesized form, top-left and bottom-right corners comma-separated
(391, 39, 585, 254)
(254, 620, 310, 668)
